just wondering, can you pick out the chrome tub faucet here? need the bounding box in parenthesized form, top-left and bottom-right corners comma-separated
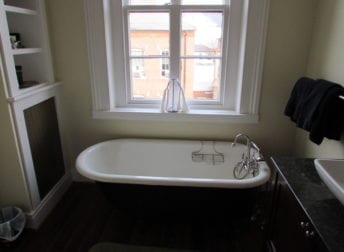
(232, 133, 264, 179)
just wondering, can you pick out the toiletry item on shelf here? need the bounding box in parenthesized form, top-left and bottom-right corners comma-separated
(15, 65, 39, 89)
(10, 33, 24, 49)
(161, 78, 189, 113)
(15, 65, 23, 86)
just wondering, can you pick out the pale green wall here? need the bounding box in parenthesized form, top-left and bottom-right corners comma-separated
(45, 0, 316, 169)
(0, 59, 31, 211)
(294, 0, 344, 158)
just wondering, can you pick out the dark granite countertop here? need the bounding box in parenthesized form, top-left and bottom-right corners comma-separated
(271, 157, 344, 252)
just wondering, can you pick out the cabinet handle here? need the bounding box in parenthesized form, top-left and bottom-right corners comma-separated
(300, 221, 310, 228)
(305, 230, 315, 238)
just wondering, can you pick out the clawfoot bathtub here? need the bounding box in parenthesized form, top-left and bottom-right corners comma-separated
(76, 138, 270, 188)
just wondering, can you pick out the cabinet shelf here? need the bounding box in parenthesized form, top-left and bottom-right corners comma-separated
(4, 5, 37, 15)
(12, 48, 42, 55)
(7, 83, 61, 103)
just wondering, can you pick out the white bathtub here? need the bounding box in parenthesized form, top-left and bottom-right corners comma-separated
(76, 138, 270, 189)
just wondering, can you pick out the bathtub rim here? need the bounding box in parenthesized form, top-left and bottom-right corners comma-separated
(76, 138, 271, 189)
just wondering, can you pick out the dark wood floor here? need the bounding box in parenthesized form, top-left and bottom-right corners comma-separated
(0, 183, 266, 252)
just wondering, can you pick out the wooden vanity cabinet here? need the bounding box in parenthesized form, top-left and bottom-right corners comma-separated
(267, 173, 328, 252)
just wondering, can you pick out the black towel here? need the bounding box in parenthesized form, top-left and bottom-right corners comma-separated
(284, 77, 336, 130)
(285, 78, 344, 144)
(284, 77, 316, 129)
(309, 83, 344, 144)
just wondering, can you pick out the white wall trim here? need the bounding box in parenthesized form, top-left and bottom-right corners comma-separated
(238, 0, 270, 114)
(84, 0, 111, 110)
(94, 108, 259, 123)
(25, 172, 72, 229)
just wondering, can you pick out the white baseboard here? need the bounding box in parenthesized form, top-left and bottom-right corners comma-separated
(25, 172, 72, 229)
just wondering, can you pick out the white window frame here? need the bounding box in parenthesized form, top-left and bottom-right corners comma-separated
(84, 0, 270, 122)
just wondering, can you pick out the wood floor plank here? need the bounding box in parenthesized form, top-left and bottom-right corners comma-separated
(0, 182, 266, 252)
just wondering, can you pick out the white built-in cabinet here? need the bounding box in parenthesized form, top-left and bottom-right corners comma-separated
(0, 0, 54, 98)
(0, 0, 71, 228)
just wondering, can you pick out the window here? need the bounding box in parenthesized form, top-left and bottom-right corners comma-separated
(85, 0, 270, 122)
(126, 6, 224, 102)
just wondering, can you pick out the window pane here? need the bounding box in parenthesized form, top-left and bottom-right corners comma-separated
(129, 12, 169, 56)
(127, 0, 171, 5)
(161, 50, 170, 78)
(181, 0, 225, 5)
(130, 49, 145, 78)
(131, 58, 170, 99)
(181, 12, 223, 57)
(181, 58, 221, 100)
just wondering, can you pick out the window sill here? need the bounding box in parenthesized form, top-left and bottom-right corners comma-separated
(93, 108, 259, 123)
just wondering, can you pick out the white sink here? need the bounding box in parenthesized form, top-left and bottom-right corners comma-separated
(314, 159, 344, 206)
